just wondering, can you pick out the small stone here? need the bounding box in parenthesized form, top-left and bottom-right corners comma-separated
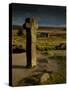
(40, 73, 50, 84)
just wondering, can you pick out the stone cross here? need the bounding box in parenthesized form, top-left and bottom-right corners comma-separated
(23, 18, 38, 68)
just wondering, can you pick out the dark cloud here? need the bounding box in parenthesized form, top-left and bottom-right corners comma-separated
(12, 3, 66, 27)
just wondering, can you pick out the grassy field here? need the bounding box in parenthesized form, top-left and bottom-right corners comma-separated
(12, 27, 66, 86)
(12, 28, 66, 51)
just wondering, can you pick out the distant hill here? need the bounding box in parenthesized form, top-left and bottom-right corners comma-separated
(38, 26, 66, 30)
(12, 25, 66, 31)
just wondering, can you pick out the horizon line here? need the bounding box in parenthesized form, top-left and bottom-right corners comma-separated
(12, 24, 66, 28)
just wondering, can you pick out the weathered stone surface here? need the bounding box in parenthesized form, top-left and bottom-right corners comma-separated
(23, 18, 38, 67)
(40, 73, 50, 84)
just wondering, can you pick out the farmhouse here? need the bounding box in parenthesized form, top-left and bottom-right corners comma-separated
(37, 32, 49, 38)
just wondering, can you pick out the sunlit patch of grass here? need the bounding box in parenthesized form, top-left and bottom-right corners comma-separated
(12, 30, 66, 53)
(12, 35, 26, 49)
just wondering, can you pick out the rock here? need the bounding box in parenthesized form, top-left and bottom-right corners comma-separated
(40, 73, 50, 84)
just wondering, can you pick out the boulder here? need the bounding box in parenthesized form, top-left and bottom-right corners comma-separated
(40, 73, 50, 84)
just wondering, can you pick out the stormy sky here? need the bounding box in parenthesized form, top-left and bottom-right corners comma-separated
(12, 3, 66, 27)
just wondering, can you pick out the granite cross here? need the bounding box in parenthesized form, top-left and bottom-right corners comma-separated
(23, 18, 38, 68)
